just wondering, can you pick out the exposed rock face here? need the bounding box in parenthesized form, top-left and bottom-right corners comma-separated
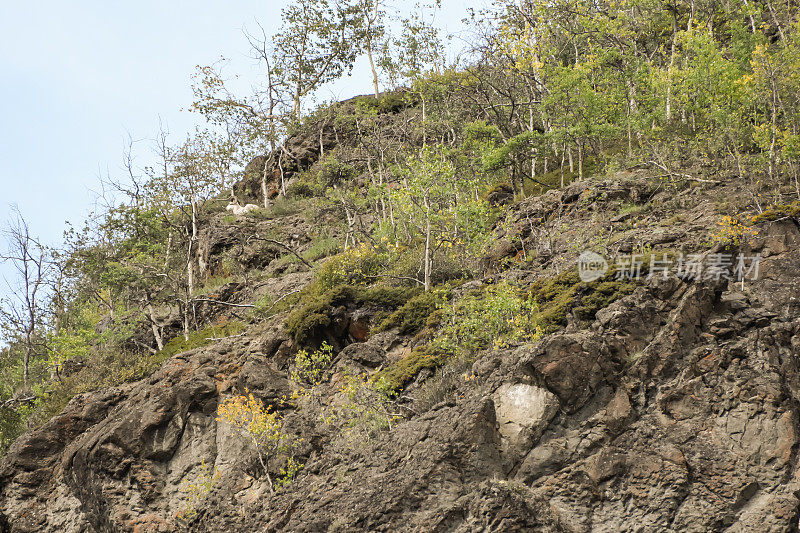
(2, 175, 800, 532)
(493, 383, 559, 457)
(0, 329, 296, 533)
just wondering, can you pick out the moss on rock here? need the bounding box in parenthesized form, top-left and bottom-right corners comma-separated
(372, 344, 450, 391)
(751, 201, 800, 223)
(372, 290, 441, 335)
(285, 283, 420, 346)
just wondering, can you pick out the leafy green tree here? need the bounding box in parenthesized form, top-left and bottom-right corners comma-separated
(272, 0, 363, 117)
(190, 61, 287, 204)
(381, 147, 492, 290)
(352, 0, 388, 97)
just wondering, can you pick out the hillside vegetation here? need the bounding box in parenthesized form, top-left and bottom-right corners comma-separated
(2, 1, 800, 531)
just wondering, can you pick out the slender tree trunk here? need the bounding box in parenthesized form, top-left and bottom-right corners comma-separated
(423, 198, 432, 292)
(338, 189, 354, 250)
(367, 43, 380, 97)
(568, 145, 574, 173)
(626, 79, 635, 158)
(742, 0, 757, 33)
(147, 301, 164, 351)
(182, 299, 190, 341)
(421, 95, 427, 148)
(187, 198, 198, 297)
(388, 194, 397, 246)
(529, 102, 536, 189)
(666, 18, 677, 122)
(265, 56, 278, 208)
(23, 329, 32, 387)
(293, 89, 301, 119)
(261, 159, 271, 209)
(165, 231, 173, 268)
(766, 0, 786, 43)
(278, 147, 287, 197)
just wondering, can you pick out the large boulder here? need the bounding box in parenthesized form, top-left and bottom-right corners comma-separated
(492, 383, 559, 457)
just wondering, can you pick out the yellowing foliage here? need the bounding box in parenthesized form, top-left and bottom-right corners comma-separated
(174, 460, 220, 524)
(216, 391, 297, 491)
(713, 216, 759, 247)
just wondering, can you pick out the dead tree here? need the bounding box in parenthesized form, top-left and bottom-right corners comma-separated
(0, 207, 51, 387)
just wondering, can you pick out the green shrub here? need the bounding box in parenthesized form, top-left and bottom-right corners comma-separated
(287, 180, 316, 198)
(316, 244, 387, 291)
(318, 157, 358, 188)
(322, 370, 399, 442)
(436, 282, 540, 353)
(291, 342, 334, 386)
(303, 237, 341, 263)
(217, 392, 298, 491)
(352, 92, 410, 114)
(414, 356, 475, 412)
(0, 406, 24, 455)
(175, 460, 221, 524)
(375, 282, 541, 390)
(275, 457, 304, 491)
(251, 196, 306, 220)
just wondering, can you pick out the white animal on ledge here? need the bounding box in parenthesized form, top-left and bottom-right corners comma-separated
(226, 200, 260, 216)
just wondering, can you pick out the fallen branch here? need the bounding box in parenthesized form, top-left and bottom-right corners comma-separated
(132, 338, 158, 354)
(362, 273, 425, 286)
(646, 161, 721, 184)
(192, 298, 255, 309)
(249, 235, 313, 269)
(258, 289, 302, 316)
(3, 395, 36, 408)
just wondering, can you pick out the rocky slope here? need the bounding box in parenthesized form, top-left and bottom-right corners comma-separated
(2, 173, 800, 532)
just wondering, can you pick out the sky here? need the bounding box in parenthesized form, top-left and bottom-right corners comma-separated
(0, 0, 475, 302)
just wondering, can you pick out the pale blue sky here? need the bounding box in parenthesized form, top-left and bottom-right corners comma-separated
(0, 1, 474, 299)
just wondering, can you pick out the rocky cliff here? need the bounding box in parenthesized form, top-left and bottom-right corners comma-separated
(2, 172, 800, 532)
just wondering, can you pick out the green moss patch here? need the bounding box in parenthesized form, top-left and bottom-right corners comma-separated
(528, 269, 638, 332)
(751, 201, 800, 223)
(372, 344, 450, 391)
(286, 284, 421, 346)
(372, 290, 441, 335)
(531, 252, 677, 332)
